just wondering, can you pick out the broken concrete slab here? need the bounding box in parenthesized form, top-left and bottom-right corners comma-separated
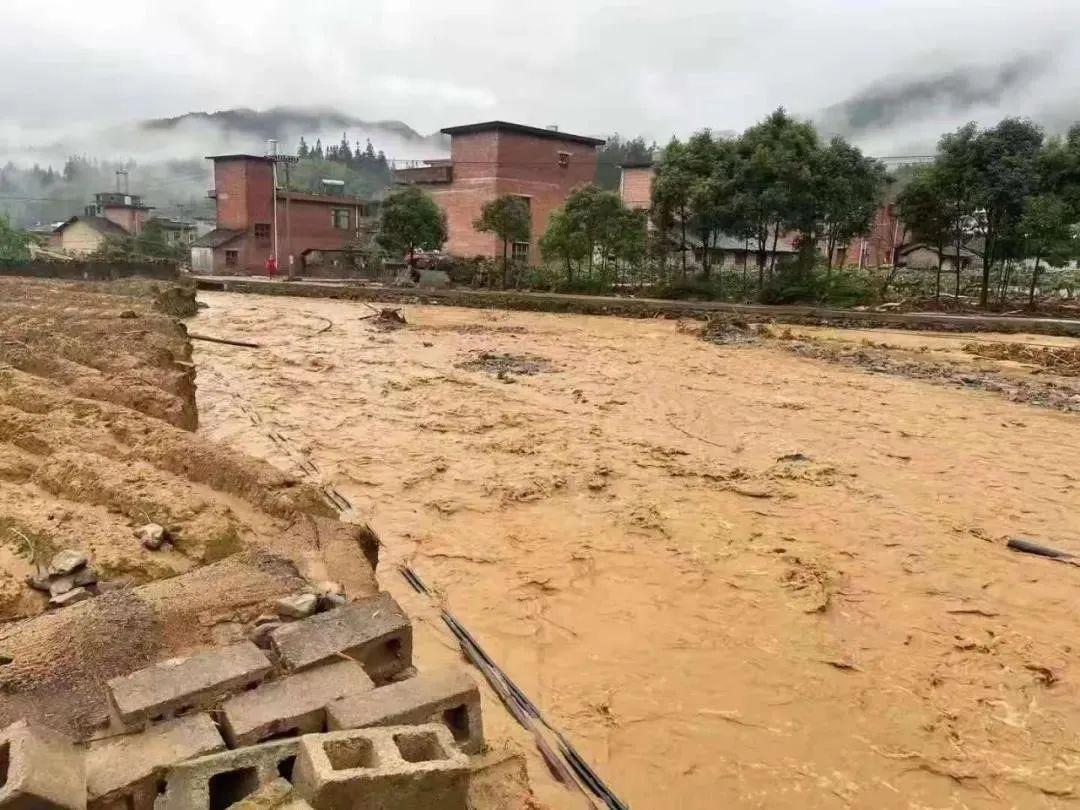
(275, 594, 317, 620)
(0, 719, 86, 810)
(326, 668, 484, 754)
(49, 587, 93, 608)
(269, 592, 412, 682)
(291, 724, 468, 810)
(87, 713, 223, 810)
(107, 641, 272, 728)
(220, 660, 375, 748)
(49, 549, 88, 576)
(161, 738, 299, 810)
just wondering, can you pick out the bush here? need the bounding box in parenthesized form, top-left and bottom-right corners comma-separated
(759, 262, 879, 307)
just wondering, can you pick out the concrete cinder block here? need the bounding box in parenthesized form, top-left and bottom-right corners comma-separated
(220, 660, 375, 748)
(326, 668, 483, 754)
(291, 725, 468, 810)
(221, 778, 312, 810)
(162, 738, 300, 810)
(269, 593, 412, 683)
(87, 714, 224, 810)
(107, 641, 272, 728)
(0, 720, 86, 810)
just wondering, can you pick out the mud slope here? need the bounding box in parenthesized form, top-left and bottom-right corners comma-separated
(194, 291, 1080, 810)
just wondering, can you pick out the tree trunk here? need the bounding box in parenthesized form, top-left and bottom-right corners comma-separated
(501, 239, 509, 289)
(954, 231, 962, 300)
(1028, 255, 1041, 308)
(934, 242, 943, 302)
(700, 229, 711, 279)
(768, 224, 780, 278)
(680, 213, 688, 279)
(980, 222, 994, 310)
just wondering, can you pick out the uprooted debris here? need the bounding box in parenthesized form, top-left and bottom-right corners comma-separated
(456, 351, 552, 377)
(699, 316, 773, 345)
(359, 305, 407, 330)
(963, 341, 1080, 376)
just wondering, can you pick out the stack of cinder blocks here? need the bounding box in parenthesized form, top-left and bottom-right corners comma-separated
(0, 591, 487, 810)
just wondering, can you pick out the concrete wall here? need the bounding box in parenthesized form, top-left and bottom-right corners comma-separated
(50, 221, 106, 256)
(103, 206, 149, 235)
(620, 167, 654, 210)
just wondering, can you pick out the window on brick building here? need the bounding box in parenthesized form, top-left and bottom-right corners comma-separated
(331, 208, 350, 229)
(253, 223, 271, 241)
(557, 151, 571, 168)
(225, 250, 238, 267)
(512, 242, 530, 263)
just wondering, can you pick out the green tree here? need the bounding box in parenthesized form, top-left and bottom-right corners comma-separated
(1019, 194, 1075, 307)
(813, 138, 888, 273)
(595, 134, 656, 191)
(0, 215, 29, 261)
(297, 137, 310, 159)
(651, 139, 694, 277)
(539, 208, 588, 283)
(971, 118, 1044, 308)
(376, 185, 447, 265)
(933, 123, 981, 299)
(473, 195, 531, 287)
(897, 166, 953, 300)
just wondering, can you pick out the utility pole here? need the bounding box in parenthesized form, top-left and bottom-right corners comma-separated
(284, 161, 293, 280)
(268, 140, 279, 270)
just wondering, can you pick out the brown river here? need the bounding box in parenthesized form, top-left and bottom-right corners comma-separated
(193, 291, 1080, 809)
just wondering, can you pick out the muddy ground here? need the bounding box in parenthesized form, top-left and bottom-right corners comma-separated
(192, 291, 1080, 810)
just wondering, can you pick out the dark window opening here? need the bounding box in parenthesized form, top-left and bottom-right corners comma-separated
(254, 223, 271, 241)
(331, 208, 350, 230)
(208, 767, 259, 810)
(0, 741, 10, 788)
(557, 151, 571, 167)
(324, 737, 377, 771)
(224, 250, 238, 267)
(277, 755, 297, 781)
(394, 730, 446, 763)
(442, 704, 470, 744)
(512, 242, 530, 263)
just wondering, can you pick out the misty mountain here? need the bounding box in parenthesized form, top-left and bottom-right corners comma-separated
(141, 106, 449, 153)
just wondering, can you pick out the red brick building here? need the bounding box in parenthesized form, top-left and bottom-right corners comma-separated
(839, 203, 903, 268)
(618, 161, 655, 211)
(193, 154, 374, 275)
(394, 121, 604, 265)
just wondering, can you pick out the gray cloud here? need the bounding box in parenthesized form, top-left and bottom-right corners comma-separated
(1, 0, 1080, 164)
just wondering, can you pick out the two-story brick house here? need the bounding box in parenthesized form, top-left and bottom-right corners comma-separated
(193, 154, 374, 275)
(394, 121, 604, 265)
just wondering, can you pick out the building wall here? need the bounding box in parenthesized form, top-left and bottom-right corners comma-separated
(422, 129, 600, 264)
(50, 221, 106, 255)
(842, 205, 902, 268)
(102, 206, 149, 235)
(620, 166, 655, 210)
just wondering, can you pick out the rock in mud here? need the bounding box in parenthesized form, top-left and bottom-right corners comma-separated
(250, 621, 283, 649)
(49, 587, 92, 608)
(73, 567, 98, 588)
(48, 549, 88, 576)
(24, 571, 50, 592)
(49, 575, 77, 597)
(276, 593, 318, 619)
(135, 523, 167, 550)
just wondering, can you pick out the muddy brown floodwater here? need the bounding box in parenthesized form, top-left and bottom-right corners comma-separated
(194, 291, 1080, 810)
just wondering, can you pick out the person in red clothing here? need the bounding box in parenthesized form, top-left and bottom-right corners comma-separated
(264, 255, 278, 277)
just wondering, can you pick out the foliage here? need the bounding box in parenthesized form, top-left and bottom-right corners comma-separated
(1019, 194, 1076, 305)
(541, 185, 646, 286)
(0, 215, 29, 260)
(474, 195, 531, 285)
(595, 134, 657, 191)
(812, 137, 889, 269)
(896, 166, 953, 298)
(291, 133, 392, 199)
(376, 186, 447, 262)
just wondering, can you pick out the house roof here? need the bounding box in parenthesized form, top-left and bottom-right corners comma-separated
(900, 242, 979, 258)
(192, 227, 243, 248)
(440, 120, 605, 146)
(205, 154, 275, 163)
(53, 216, 129, 237)
(147, 217, 196, 231)
(276, 190, 373, 207)
(682, 231, 800, 253)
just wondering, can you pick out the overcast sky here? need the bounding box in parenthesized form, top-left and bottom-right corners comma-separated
(4, 0, 1080, 155)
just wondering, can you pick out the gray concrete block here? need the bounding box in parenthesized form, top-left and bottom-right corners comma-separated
(0, 720, 86, 810)
(220, 660, 375, 748)
(87, 714, 223, 810)
(269, 593, 412, 683)
(162, 738, 300, 810)
(291, 725, 468, 810)
(326, 668, 483, 754)
(107, 641, 272, 728)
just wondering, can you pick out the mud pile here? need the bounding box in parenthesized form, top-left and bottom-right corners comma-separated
(0, 278, 381, 734)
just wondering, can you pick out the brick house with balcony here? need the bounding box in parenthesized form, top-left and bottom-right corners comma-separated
(192, 154, 375, 275)
(394, 121, 604, 265)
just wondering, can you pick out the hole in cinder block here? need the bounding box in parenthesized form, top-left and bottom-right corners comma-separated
(277, 755, 296, 781)
(0, 741, 10, 788)
(208, 766, 259, 810)
(394, 730, 446, 764)
(175, 704, 194, 717)
(442, 704, 470, 744)
(264, 726, 300, 742)
(323, 737, 377, 771)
